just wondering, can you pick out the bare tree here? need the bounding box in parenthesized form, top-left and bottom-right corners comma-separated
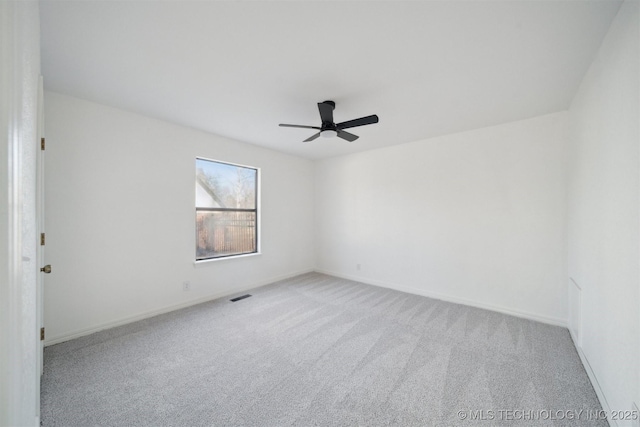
(230, 168, 254, 208)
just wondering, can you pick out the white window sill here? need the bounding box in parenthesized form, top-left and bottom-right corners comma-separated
(194, 252, 261, 266)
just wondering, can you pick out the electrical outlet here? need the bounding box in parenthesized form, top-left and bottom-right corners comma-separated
(356, 264, 361, 271)
(182, 281, 190, 291)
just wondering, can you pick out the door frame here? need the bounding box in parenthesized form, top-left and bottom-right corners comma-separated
(36, 76, 45, 378)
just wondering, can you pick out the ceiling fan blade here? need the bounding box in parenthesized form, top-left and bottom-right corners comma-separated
(318, 101, 335, 124)
(336, 114, 379, 130)
(303, 132, 321, 142)
(279, 124, 321, 130)
(337, 130, 359, 142)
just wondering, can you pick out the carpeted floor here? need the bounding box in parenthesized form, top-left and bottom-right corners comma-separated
(41, 273, 606, 426)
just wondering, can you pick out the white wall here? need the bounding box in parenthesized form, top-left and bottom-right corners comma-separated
(0, 1, 41, 425)
(316, 112, 568, 325)
(566, 1, 639, 423)
(44, 92, 315, 343)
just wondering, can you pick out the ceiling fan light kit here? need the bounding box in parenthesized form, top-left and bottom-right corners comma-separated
(280, 100, 379, 143)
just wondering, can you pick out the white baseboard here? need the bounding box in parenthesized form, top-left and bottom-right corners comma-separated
(314, 269, 568, 328)
(44, 268, 314, 346)
(569, 329, 615, 427)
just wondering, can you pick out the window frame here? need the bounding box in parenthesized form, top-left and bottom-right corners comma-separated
(194, 157, 260, 263)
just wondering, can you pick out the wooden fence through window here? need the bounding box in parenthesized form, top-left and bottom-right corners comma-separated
(196, 211, 256, 259)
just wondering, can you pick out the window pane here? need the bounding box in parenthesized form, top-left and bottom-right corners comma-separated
(196, 211, 256, 259)
(196, 159, 256, 209)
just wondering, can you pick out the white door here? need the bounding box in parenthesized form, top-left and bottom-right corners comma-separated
(36, 76, 47, 379)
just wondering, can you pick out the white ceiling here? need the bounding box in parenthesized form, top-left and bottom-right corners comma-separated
(40, 1, 621, 160)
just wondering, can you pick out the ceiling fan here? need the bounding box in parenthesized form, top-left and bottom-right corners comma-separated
(279, 100, 379, 142)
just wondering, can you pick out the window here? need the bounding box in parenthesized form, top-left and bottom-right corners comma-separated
(195, 158, 258, 260)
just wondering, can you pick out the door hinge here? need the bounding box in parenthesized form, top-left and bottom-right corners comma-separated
(41, 138, 45, 151)
(40, 327, 45, 341)
(40, 233, 45, 246)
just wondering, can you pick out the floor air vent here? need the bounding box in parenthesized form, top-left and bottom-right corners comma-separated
(230, 294, 252, 302)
